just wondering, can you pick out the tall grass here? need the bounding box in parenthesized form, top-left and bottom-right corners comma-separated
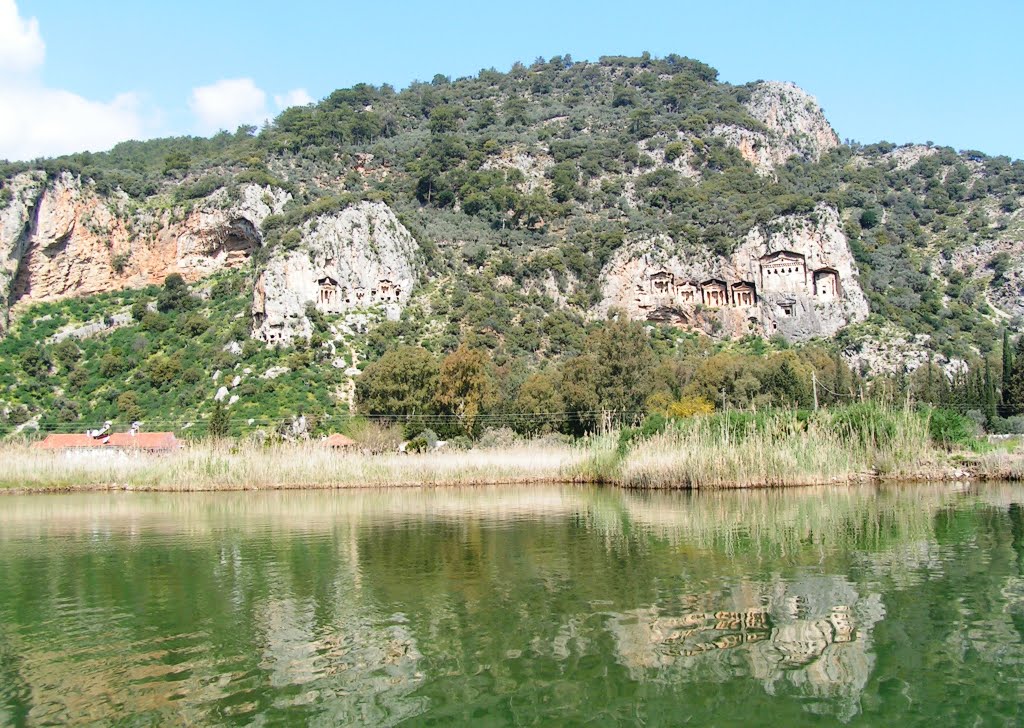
(0, 405, 1012, 492)
(573, 405, 949, 489)
(0, 443, 585, 491)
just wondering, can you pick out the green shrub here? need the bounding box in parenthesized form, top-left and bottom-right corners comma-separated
(925, 407, 977, 448)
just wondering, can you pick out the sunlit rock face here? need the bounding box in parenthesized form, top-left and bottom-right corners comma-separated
(597, 205, 869, 341)
(713, 81, 840, 175)
(251, 202, 419, 344)
(0, 172, 289, 336)
(0, 172, 45, 336)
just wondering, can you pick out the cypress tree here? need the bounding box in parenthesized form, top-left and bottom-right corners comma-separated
(926, 351, 935, 403)
(1007, 337, 1024, 416)
(985, 358, 997, 424)
(1003, 329, 1014, 405)
(209, 400, 230, 439)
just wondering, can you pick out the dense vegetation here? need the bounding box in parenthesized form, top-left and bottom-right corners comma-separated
(1, 53, 1023, 441)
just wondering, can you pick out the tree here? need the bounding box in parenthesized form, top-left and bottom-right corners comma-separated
(157, 273, 196, 313)
(513, 371, 565, 435)
(1002, 329, 1014, 404)
(549, 161, 580, 203)
(559, 355, 602, 436)
(1006, 337, 1024, 415)
(428, 105, 463, 135)
(434, 344, 496, 436)
(209, 399, 229, 439)
(52, 339, 81, 369)
(583, 318, 657, 418)
(19, 348, 51, 378)
(357, 346, 439, 418)
(116, 391, 144, 422)
(503, 97, 529, 126)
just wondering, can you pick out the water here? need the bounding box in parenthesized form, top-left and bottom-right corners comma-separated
(2, 484, 1024, 726)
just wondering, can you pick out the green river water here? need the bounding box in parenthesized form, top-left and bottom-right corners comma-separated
(2, 484, 1024, 726)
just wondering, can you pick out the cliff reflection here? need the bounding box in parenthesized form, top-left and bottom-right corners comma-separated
(2, 483, 1024, 725)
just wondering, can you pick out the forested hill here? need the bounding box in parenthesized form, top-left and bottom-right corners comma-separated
(1, 53, 1023, 438)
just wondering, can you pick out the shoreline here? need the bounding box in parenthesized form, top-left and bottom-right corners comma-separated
(2, 412, 1020, 495)
(0, 464, 1008, 497)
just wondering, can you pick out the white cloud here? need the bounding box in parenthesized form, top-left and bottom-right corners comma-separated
(0, 86, 143, 160)
(189, 78, 268, 134)
(0, 1, 150, 161)
(274, 88, 314, 110)
(0, 0, 44, 73)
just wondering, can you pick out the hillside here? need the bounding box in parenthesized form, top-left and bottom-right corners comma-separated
(1, 53, 1023, 438)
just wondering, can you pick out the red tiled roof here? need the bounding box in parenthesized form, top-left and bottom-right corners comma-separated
(108, 432, 181, 450)
(34, 432, 181, 451)
(323, 433, 357, 448)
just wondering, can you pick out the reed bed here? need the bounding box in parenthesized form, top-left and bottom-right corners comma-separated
(574, 407, 951, 489)
(2, 406, 1016, 493)
(972, 450, 1024, 481)
(0, 443, 585, 491)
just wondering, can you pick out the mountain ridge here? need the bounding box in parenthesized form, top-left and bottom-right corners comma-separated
(1, 53, 1022, 436)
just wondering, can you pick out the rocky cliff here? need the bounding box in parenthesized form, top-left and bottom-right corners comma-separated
(252, 202, 420, 344)
(715, 81, 840, 175)
(0, 172, 289, 334)
(598, 205, 869, 340)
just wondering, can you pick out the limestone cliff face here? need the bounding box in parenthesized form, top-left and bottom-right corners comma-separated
(598, 205, 868, 341)
(0, 172, 289, 336)
(0, 172, 45, 335)
(715, 81, 840, 174)
(252, 202, 419, 344)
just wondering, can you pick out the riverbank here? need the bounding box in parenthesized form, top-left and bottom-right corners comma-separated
(3, 408, 1021, 493)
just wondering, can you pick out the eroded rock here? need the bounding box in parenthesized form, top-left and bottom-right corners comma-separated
(714, 81, 839, 175)
(252, 201, 419, 344)
(1, 172, 290, 336)
(598, 205, 869, 341)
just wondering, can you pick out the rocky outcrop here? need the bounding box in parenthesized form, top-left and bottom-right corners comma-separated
(841, 323, 968, 378)
(252, 202, 419, 344)
(598, 205, 868, 341)
(0, 172, 46, 335)
(0, 172, 289, 336)
(946, 236, 1024, 319)
(715, 81, 839, 174)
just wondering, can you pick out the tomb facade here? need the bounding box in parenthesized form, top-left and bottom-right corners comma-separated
(813, 267, 839, 300)
(701, 279, 728, 308)
(760, 251, 807, 293)
(732, 281, 757, 307)
(317, 276, 342, 313)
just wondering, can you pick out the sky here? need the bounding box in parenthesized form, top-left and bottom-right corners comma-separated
(2, 0, 1023, 161)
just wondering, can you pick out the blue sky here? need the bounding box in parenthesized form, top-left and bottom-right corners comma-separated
(3, 0, 1022, 160)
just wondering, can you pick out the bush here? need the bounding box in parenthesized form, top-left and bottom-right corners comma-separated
(925, 407, 978, 448)
(477, 426, 519, 448)
(991, 416, 1024, 435)
(406, 434, 430, 453)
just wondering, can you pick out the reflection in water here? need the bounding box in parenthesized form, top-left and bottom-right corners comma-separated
(608, 578, 884, 721)
(2, 483, 1024, 725)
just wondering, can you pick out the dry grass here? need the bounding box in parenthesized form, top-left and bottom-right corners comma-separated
(0, 408, 991, 493)
(0, 442, 586, 492)
(972, 450, 1024, 481)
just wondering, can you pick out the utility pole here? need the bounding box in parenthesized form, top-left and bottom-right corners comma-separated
(812, 371, 819, 411)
